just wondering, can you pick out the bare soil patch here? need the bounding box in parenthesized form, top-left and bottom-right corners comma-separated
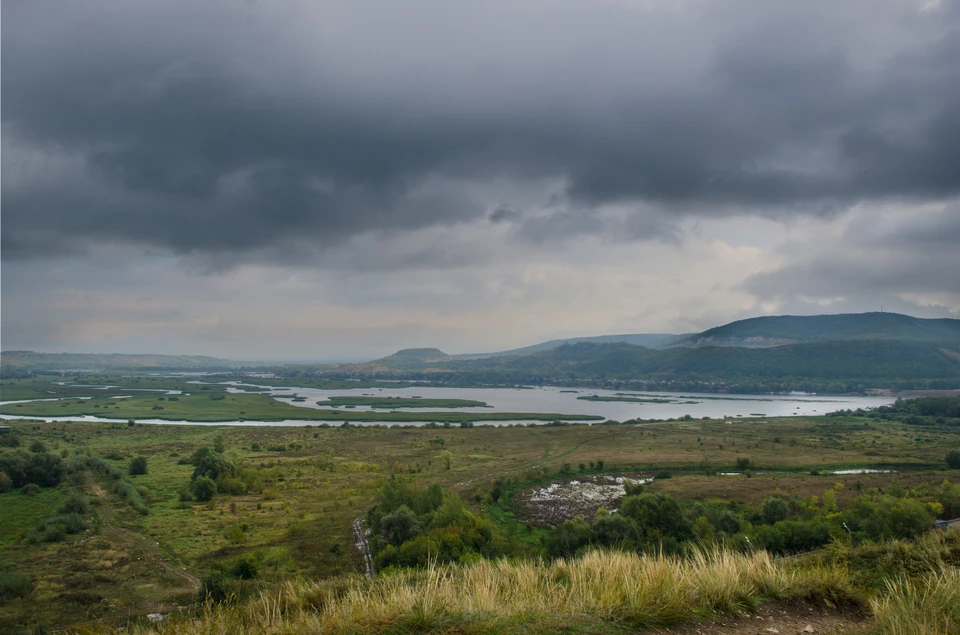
(514, 473, 651, 526)
(653, 598, 868, 635)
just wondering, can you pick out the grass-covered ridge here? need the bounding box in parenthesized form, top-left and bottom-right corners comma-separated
(110, 548, 859, 634)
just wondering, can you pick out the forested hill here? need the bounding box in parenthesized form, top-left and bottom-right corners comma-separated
(673, 312, 960, 348)
(357, 340, 960, 392)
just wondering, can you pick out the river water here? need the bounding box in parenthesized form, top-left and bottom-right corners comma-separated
(0, 383, 896, 426)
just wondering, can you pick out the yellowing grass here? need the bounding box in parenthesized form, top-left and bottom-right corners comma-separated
(114, 549, 853, 634)
(870, 568, 960, 635)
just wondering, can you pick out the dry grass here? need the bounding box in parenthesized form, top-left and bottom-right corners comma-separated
(870, 568, 960, 635)
(104, 548, 853, 634)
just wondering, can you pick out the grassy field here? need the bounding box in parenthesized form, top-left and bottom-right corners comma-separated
(316, 396, 491, 409)
(1, 411, 959, 631)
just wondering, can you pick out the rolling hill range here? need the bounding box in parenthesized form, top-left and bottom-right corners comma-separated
(672, 312, 960, 348)
(358, 313, 960, 391)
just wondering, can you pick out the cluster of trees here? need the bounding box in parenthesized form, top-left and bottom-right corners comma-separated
(830, 396, 960, 428)
(544, 480, 954, 559)
(0, 439, 65, 491)
(180, 443, 239, 502)
(367, 479, 516, 570)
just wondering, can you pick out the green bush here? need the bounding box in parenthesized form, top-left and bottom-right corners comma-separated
(57, 494, 89, 515)
(0, 471, 12, 493)
(947, 451, 960, 469)
(0, 571, 32, 600)
(21, 483, 40, 496)
(0, 449, 65, 488)
(129, 456, 148, 475)
(192, 476, 218, 502)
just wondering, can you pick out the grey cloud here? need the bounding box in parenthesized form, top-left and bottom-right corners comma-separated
(3, 0, 959, 266)
(742, 203, 960, 302)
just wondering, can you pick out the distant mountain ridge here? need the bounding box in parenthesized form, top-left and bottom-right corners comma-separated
(361, 312, 960, 390)
(672, 312, 960, 348)
(457, 333, 687, 359)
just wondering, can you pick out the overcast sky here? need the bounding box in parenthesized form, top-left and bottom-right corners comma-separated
(2, 0, 959, 361)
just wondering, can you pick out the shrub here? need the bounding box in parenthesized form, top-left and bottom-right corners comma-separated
(735, 456, 752, 470)
(0, 571, 32, 600)
(21, 483, 40, 496)
(27, 513, 87, 543)
(58, 494, 89, 515)
(761, 496, 790, 525)
(129, 456, 148, 475)
(230, 557, 258, 579)
(190, 447, 237, 481)
(217, 476, 246, 496)
(192, 476, 218, 502)
(0, 449, 65, 488)
(947, 451, 960, 469)
(198, 572, 232, 603)
(0, 471, 12, 493)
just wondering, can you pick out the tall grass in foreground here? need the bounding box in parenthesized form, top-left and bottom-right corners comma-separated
(870, 568, 960, 635)
(114, 549, 853, 634)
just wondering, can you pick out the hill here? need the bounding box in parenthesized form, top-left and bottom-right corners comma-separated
(355, 339, 960, 392)
(674, 312, 960, 348)
(457, 333, 686, 359)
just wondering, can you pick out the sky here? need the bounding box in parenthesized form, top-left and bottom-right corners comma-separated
(2, 0, 959, 362)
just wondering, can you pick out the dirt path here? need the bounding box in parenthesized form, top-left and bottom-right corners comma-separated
(353, 515, 375, 578)
(91, 484, 201, 590)
(653, 598, 867, 635)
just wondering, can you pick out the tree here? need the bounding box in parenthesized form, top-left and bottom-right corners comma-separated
(381, 505, 422, 546)
(129, 456, 148, 475)
(762, 496, 790, 524)
(546, 516, 592, 558)
(191, 476, 218, 502)
(440, 450, 453, 470)
(190, 447, 236, 481)
(592, 513, 639, 548)
(946, 451, 960, 469)
(620, 493, 692, 543)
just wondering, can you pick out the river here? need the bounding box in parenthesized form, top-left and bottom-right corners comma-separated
(0, 383, 896, 426)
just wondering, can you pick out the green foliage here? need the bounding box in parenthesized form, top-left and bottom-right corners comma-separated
(57, 494, 89, 515)
(21, 483, 40, 496)
(545, 516, 593, 558)
(129, 455, 148, 475)
(0, 571, 32, 600)
(192, 476, 218, 502)
(751, 518, 832, 554)
(27, 513, 87, 543)
(369, 479, 512, 570)
(946, 450, 960, 469)
(761, 496, 790, 524)
(0, 471, 12, 493)
(0, 449, 65, 488)
(843, 494, 935, 541)
(619, 493, 692, 545)
(190, 447, 237, 481)
(380, 505, 422, 546)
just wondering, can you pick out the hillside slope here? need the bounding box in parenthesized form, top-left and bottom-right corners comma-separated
(674, 312, 960, 348)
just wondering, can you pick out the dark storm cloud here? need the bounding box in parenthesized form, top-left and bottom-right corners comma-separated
(3, 0, 959, 265)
